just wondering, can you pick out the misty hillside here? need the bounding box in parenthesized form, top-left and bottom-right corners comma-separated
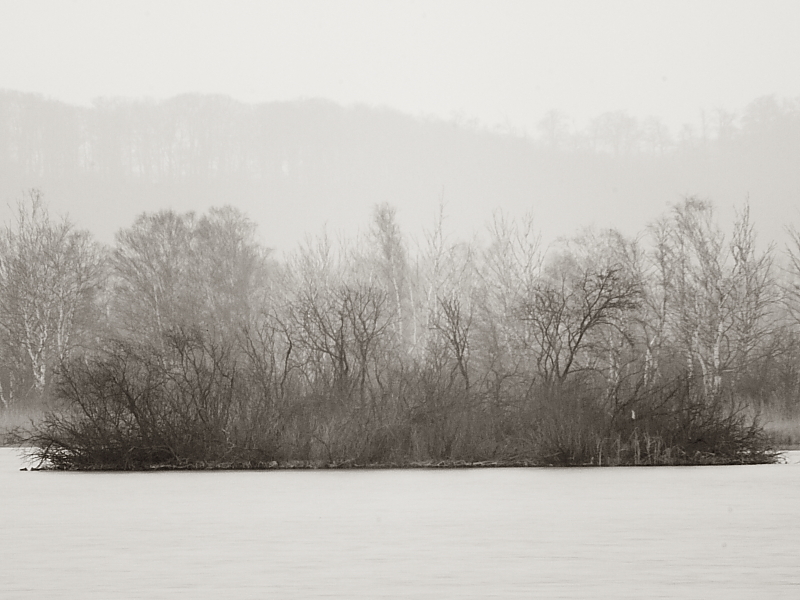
(1, 90, 798, 251)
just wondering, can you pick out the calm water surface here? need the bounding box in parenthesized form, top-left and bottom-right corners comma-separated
(1, 448, 799, 599)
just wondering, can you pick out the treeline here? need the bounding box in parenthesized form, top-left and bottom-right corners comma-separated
(536, 96, 800, 155)
(0, 91, 507, 182)
(3, 90, 799, 181)
(2, 90, 799, 258)
(5, 191, 799, 468)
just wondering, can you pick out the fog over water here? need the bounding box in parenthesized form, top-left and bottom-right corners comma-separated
(2, 449, 800, 599)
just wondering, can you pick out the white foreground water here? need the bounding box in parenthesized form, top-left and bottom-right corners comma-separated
(1, 448, 799, 599)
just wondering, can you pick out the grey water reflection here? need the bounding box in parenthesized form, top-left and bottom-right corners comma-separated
(2, 449, 799, 599)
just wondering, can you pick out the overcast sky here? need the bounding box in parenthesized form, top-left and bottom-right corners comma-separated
(3, 0, 799, 135)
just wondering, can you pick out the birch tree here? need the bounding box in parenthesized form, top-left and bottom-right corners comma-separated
(370, 204, 411, 350)
(0, 190, 103, 401)
(661, 198, 775, 395)
(479, 212, 542, 386)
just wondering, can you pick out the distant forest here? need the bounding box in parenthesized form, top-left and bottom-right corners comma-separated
(1, 90, 798, 250)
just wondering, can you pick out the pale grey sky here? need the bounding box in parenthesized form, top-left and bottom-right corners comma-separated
(2, 0, 799, 135)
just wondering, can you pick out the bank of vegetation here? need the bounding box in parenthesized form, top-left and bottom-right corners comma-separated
(2, 191, 797, 467)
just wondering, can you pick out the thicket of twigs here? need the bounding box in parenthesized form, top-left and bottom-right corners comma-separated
(21, 327, 775, 469)
(5, 193, 797, 468)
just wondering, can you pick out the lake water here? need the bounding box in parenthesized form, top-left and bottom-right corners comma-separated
(2, 448, 799, 599)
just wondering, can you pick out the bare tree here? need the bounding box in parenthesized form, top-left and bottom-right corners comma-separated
(659, 198, 776, 395)
(112, 210, 196, 340)
(370, 203, 411, 350)
(0, 190, 103, 400)
(537, 110, 572, 151)
(521, 255, 640, 384)
(292, 282, 390, 402)
(784, 223, 800, 327)
(111, 207, 270, 342)
(479, 212, 543, 379)
(192, 206, 271, 330)
(561, 228, 645, 391)
(588, 110, 641, 155)
(641, 217, 679, 385)
(434, 294, 473, 393)
(641, 116, 674, 155)
(728, 204, 776, 374)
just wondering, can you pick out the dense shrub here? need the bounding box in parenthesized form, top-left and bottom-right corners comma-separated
(17, 327, 776, 468)
(21, 329, 281, 469)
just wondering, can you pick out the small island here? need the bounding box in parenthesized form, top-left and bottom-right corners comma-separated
(3, 193, 787, 470)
